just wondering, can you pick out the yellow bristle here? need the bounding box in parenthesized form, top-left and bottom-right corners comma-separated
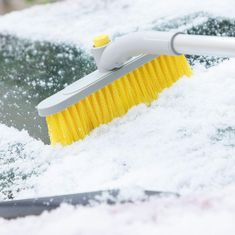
(46, 55, 192, 145)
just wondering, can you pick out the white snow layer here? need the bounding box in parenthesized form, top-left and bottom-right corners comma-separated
(0, 0, 234, 46)
(0, 57, 235, 234)
(0, 0, 235, 234)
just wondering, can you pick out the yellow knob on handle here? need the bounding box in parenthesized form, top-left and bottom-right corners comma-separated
(93, 34, 110, 48)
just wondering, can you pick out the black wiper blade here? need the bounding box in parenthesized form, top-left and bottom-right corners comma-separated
(0, 189, 179, 219)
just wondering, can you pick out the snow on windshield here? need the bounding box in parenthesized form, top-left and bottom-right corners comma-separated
(0, 0, 235, 234)
(0, 0, 234, 46)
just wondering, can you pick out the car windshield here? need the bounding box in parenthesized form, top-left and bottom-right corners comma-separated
(0, 0, 235, 233)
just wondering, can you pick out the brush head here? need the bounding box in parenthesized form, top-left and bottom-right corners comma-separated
(44, 54, 192, 145)
(37, 54, 156, 117)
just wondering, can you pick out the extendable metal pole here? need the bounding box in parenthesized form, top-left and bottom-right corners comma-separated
(173, 33, 235, 57)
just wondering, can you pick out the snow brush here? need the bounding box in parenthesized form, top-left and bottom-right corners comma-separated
(37, 31, 235, 145)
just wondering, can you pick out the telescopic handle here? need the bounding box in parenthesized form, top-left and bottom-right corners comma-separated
(173, 33, 235, 57)
(92, 31, 235, 71)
